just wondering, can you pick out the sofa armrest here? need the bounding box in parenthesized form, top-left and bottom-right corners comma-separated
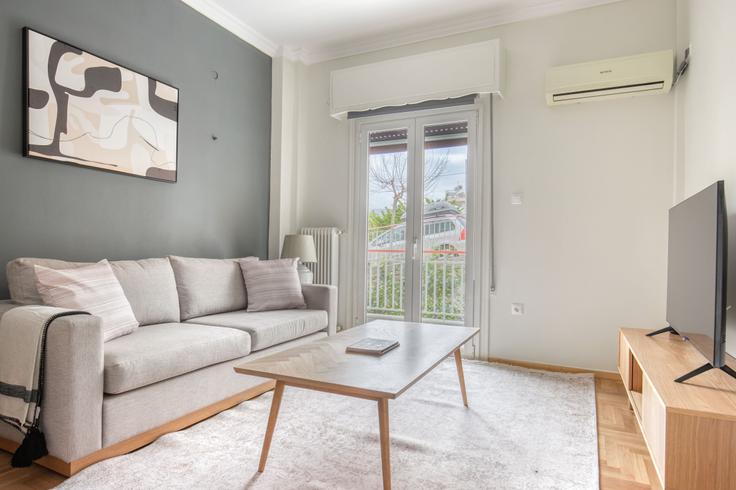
(0, 300, 19, 319)
(40, 313, 105, 462)
(302, 284, 337, 336)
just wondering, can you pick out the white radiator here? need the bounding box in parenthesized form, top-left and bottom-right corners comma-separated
(301, 227, 341, 286)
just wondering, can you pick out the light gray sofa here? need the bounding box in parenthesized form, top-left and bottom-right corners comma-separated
(0, 256, 336, 475)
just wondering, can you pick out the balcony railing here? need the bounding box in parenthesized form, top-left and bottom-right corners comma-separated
(366, 250, 465, 324)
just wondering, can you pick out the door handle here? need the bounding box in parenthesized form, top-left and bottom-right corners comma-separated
(412, 237, 418, 261)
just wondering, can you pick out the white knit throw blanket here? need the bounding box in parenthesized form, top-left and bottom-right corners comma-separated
(0, 306, 85, 434)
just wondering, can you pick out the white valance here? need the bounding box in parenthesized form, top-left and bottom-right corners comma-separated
(329, 40, 504, 120)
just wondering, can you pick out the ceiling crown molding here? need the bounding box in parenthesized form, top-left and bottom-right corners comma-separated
(298, 0, 624, 64)
(180, 0, 279, 56)
(181, 0, 624, 65)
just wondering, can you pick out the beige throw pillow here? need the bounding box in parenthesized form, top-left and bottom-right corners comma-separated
(35, 260, 139, 342)
(240, 258, 306, 312)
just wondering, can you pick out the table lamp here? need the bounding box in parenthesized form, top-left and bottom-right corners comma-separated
(281, 234, 317, 284)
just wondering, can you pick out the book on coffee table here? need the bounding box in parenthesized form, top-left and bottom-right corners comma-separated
(346, 338, 399, 356)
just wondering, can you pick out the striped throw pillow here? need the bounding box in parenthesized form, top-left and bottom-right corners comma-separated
(240, 258, 306, 312)
(35, 260, 139, 342)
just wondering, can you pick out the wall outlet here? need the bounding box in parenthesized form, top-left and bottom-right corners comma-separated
(511, 303, 524, 315)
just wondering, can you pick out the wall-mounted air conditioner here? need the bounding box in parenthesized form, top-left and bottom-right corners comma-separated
(545, 50, 674, 106)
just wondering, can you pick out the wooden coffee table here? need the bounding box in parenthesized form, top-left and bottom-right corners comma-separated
(234, 320, 479, 489)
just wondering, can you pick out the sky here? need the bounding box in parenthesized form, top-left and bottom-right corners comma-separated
(368, 145, 467, 212)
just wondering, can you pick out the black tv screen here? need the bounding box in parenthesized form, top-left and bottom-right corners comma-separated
(666, 181, 727, 367)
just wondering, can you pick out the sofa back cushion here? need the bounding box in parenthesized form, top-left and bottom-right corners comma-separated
(108, 259, 180, 325)
(7, 258, 87, 305)
(7, 257, 180, 325)
(169, 256, 258, 321)
(35, 260, 139, 342)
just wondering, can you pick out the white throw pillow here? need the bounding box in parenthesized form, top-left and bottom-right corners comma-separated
(34, 259, 139, 342)
(240, 258, 306, 312)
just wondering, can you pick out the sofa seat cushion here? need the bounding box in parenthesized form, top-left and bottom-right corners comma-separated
(185, 309, 328, 351)
(103, 323, 251, 394)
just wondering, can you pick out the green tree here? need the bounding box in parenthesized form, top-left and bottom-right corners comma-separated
(368, 201, 406, 235)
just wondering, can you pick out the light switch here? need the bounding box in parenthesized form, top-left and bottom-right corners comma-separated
(511, 192, 523, 205)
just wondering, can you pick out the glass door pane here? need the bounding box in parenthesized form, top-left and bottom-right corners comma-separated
(359, 112, 475, 328)
(366, 127, 409, 320)
(420, 121, 468, 324)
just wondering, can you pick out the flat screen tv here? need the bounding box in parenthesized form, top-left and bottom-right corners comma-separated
(648, 181, 735, 382)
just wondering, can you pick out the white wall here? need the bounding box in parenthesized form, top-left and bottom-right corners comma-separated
(288, 0, 676, 371)
(269, 56, 302, 259)
(675, 0, 736, 355)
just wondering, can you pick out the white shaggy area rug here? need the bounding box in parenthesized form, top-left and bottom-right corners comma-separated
(57, 361, 599, 489)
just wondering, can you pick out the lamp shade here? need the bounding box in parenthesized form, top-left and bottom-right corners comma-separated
(281, 234, 317, 263)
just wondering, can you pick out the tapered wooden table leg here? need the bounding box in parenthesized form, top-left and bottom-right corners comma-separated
(454, 349, 469, 407)
(258, 381, 285, 472)
(377, 398, 391, 490)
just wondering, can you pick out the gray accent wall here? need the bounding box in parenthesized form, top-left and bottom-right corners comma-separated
(0, 0, 272, 298)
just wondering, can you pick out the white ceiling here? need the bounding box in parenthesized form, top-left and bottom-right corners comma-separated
(181, 0, 623, 64)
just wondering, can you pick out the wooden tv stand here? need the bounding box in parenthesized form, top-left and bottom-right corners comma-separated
(618, 328, 736, 489)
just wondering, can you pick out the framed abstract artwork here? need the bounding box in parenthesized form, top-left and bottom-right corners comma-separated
(23, 27, 179, 182)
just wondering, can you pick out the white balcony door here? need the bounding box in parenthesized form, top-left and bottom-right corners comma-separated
(353, 108, 479, 330)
